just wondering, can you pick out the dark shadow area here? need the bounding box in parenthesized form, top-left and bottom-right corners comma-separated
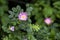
(8, 0, 26, 11)
(30, 15, 36, 24)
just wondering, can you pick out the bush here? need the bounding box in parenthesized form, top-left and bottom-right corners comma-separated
(0, 0, 60, 40)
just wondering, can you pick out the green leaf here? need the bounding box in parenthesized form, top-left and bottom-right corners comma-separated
(27, 34, 37, 40)
(53, 1, 60, 9)
(30, 24, 40, 31)
(56, 11, 60, 18)
(16, 5, 21, 14)
(12, 7, 17, 13)
(3, 36, 9, 40)
(26, 4, 30, 7)
(1, 14, 10, 25)
(8, 11, 15, 15)
(50, 29, 56, 38)
(43, 6, 53, 17)
(55, 32, 60, 40)
(0, 7, 4, 16)
(26, 7, 33, 15)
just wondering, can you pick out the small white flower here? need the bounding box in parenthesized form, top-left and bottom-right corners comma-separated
(10, 26, 14, 31)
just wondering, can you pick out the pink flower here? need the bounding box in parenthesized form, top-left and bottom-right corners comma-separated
(10, 26, 14, 31)
(44, 18, 52, 25)
(18, 12, 28, 21)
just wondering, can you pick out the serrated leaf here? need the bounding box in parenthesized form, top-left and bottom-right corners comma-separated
(26, 7, 33, 15)
(8, 11, 15, 15)
(12, 7, 17, 13)
(30, 24, 40, 31)
(16, 5, 21, 11)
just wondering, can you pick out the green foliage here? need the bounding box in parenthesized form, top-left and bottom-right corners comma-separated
(43, 6, 53, 17)
(29, 0, 60, 40)
(30, 24, 40, 31)
(0, 0, 8, 16)
(53, 1, 60, 10)
(0, 0, 60, 40)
